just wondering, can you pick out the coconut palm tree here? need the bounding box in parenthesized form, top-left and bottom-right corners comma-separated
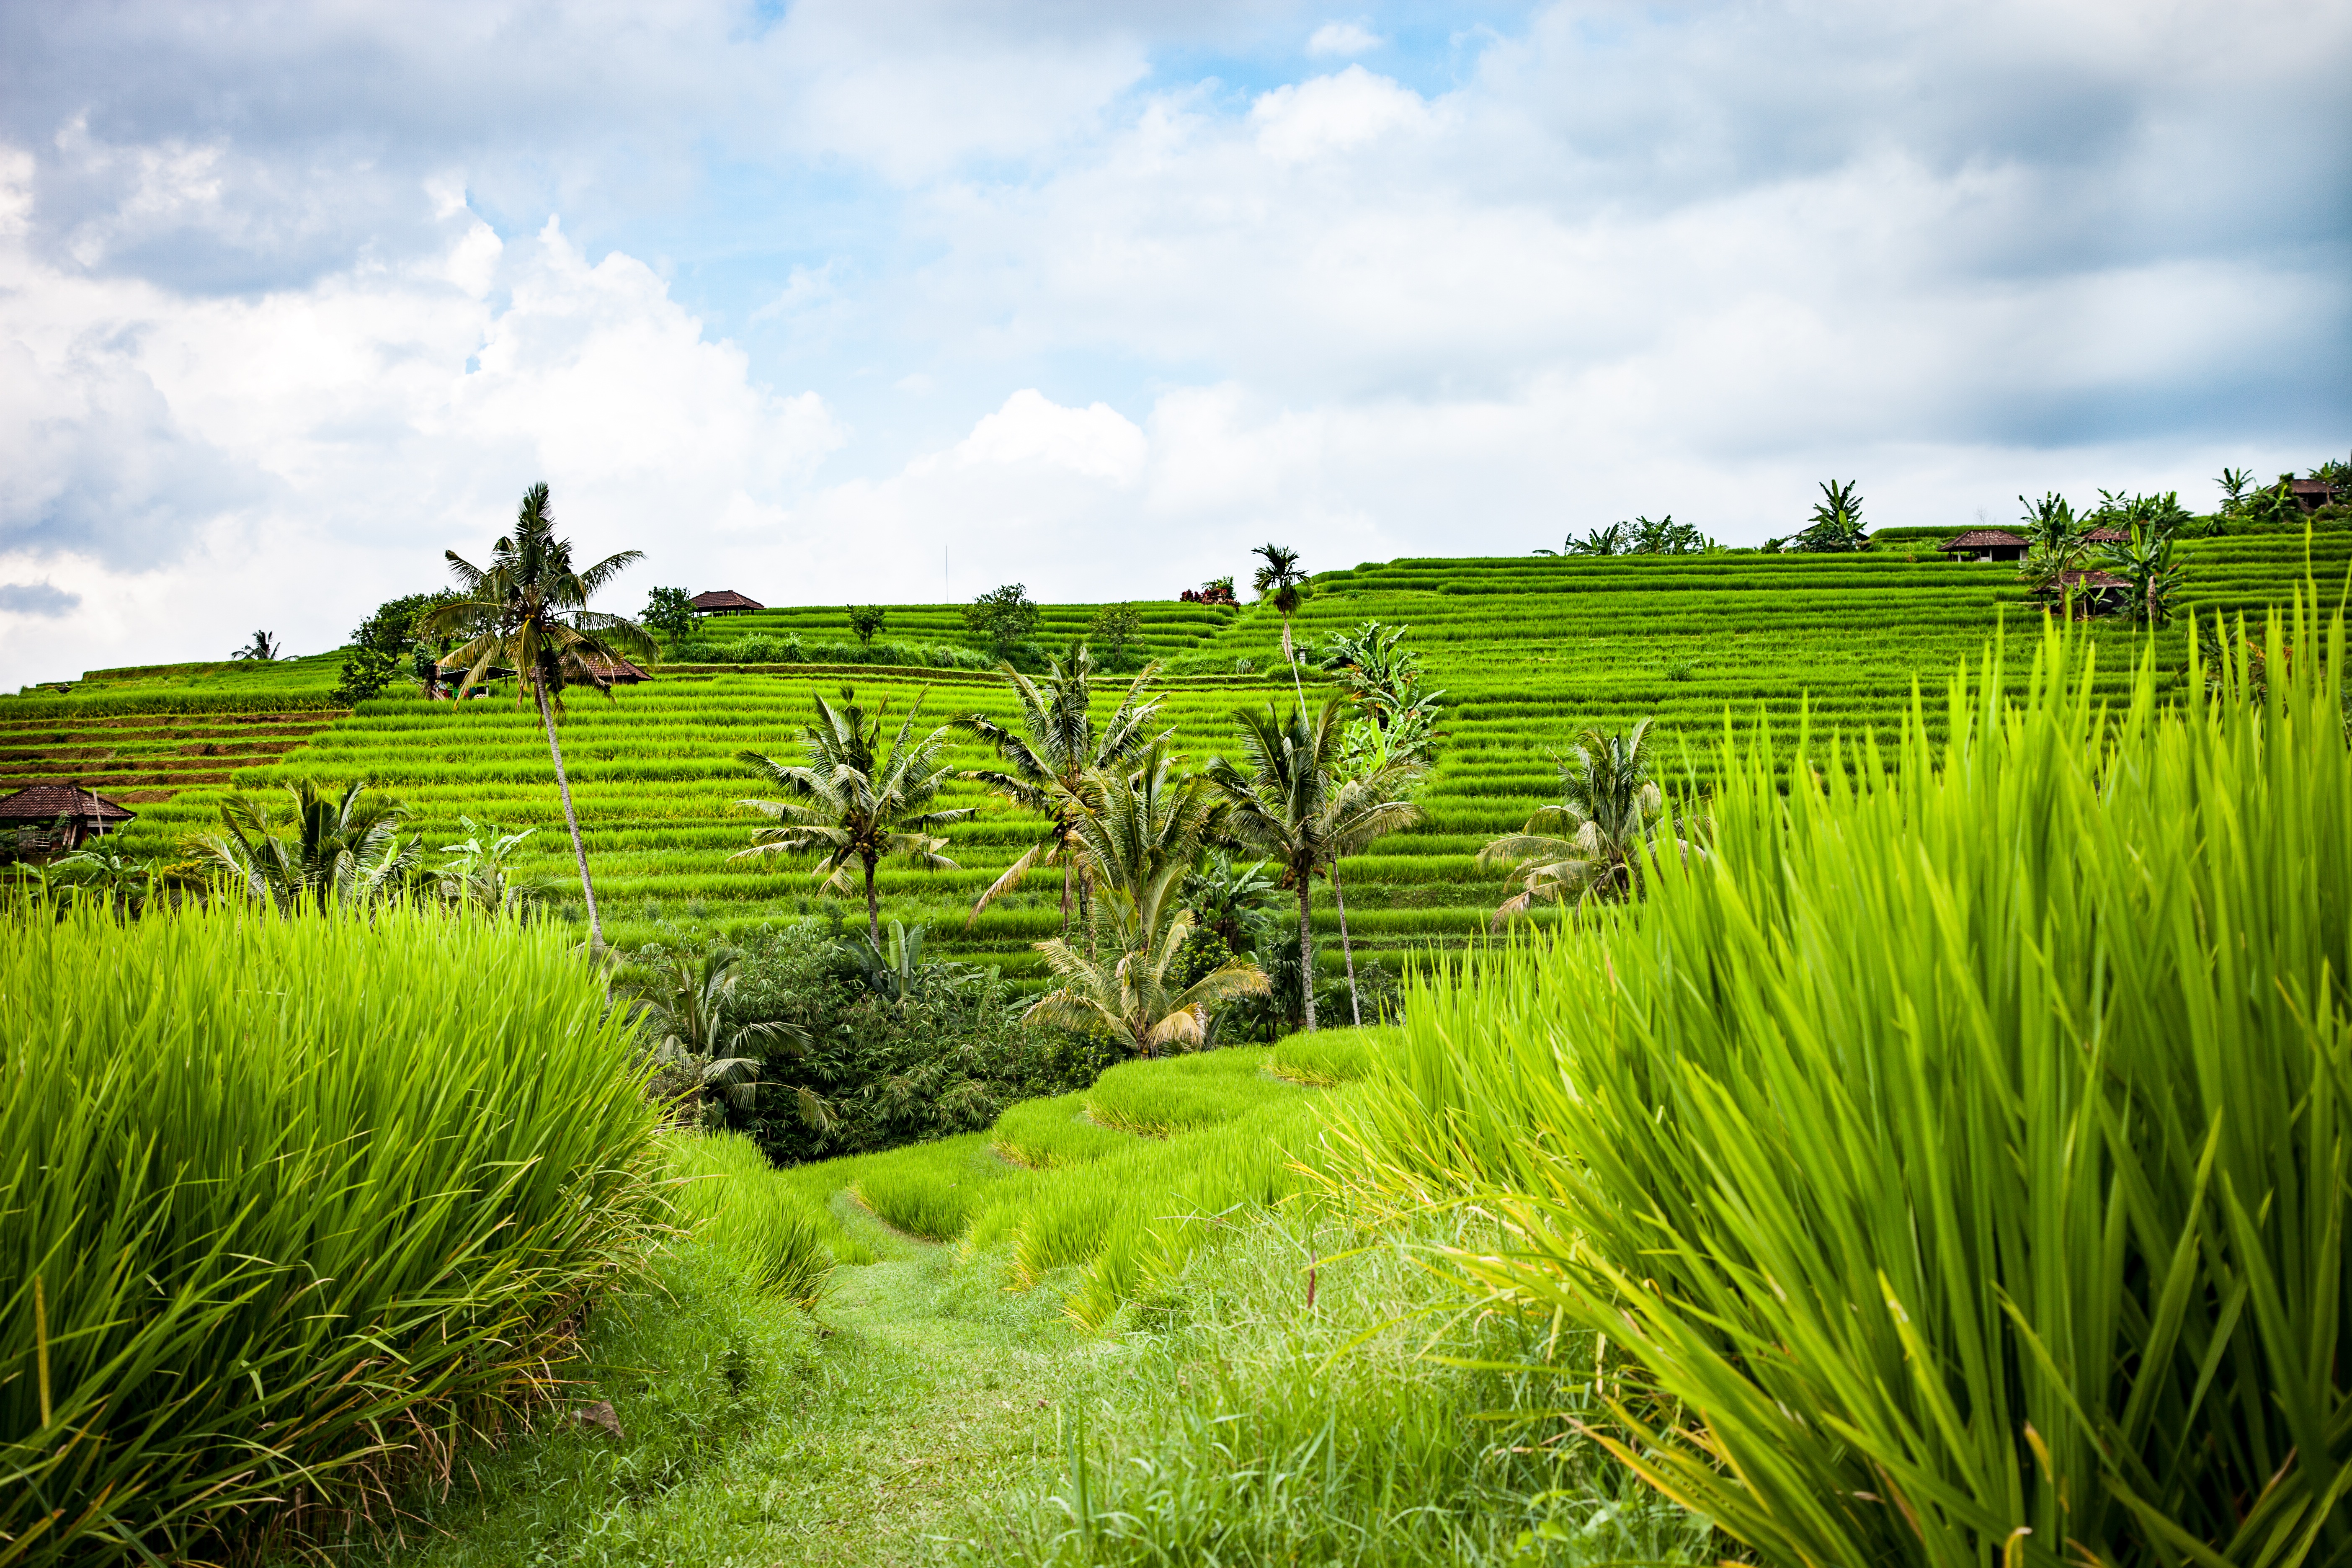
(233, 630, 281, 662)
(1251, 543, 1311, 683)
(193, 779, 420, 911)
(422, 483, 657, 952)
(957, 645, 1167, 932)
(1023, 891, 1269, 1059)
(1067, 742, 1224, 939)
(732, 686, 970, 946)
(1478, 719, 1693, 920)
(1204, 698, 1423, 1032)
(619, 946, 806, 1121)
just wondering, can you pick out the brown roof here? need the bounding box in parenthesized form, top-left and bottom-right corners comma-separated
(689, 589, 764, 611)
(578, 655, 651, 683)
(0, 782, 137, 826)
(2079, 526, 2130, 543)
(2291, 478, 2333, 493)
(2054, 569, 2131, 589)
(1940, 529, 2029, 550)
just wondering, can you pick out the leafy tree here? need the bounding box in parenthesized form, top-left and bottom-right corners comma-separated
(957, 645, 1166, 933)
(192, 779, 420, 911)
(1087, 602, 1142, 666)
(963, 584, 1038, 660)
(619, 945, 806, 1127)
(849, 604, 889, 647)
(642, 587, 696, 643)
(421, 482, 658, 952)
(1204, 698, 1423, 1032)
(232, 630, 281, 662)
(333, 590, 458, 706)
(1478, 719, 1694, 918)
(1316, 621, 1444, 735)
(1788, 480, 1869, 552)
(732, 686, 970, 946)
(1023, 890, 1268, 1058)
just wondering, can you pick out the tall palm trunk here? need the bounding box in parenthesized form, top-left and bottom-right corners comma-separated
(535, 677, 603, 951)
(1331, 861, 1361, 1028)
(1296, 877, 1317, 1033)
(1284, 615, 1307, 712)
(863, 855, 881, 947)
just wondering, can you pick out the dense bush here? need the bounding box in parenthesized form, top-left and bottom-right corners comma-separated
(1351, 599, 2352, 1565)
(638, 920, 1113, 1164)
(0, 903, 663, 1565)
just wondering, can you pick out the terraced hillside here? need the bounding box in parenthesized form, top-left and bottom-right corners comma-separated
(10, 529, 2343, 975)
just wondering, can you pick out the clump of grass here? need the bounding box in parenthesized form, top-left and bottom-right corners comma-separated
(1081, 1048, 1288, 1136)
(1349, 598, 2352, 1565)
(0, 902, 663, 1566)
(1268, 1024, 1393, 1085)
(994, 1093, 1135, 1168)
(663, 1131, 834, 1305)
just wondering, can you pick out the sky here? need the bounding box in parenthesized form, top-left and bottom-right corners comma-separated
(2, 0, 2347, 686)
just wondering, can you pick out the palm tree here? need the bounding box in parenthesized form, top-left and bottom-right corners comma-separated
(1251, 544, 1311, 695)
(233, 630, 281, 662)
(193, 779, 420, 910)
(619, 946, 806, 1121)
(957, 645, 1166, 933)
(1204, 698, 1422, 1032)
(1067, 742, 1224, 939)
(422, 483, 656, 952)
(1478, 719, 1692, 920)
(732, 686, 970, 946)
(1023, 891, 1269, 1058)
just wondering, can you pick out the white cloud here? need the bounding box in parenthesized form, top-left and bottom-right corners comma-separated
(1251, 67, 1434, 161)
(933, 389, 1147, 485)
(0, 174, 844, 685)
(1306, 21, 1384, 58)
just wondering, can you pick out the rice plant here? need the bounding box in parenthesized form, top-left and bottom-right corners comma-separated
(1345, 593, 2352, 1565)
(0, 902, 664, 1565)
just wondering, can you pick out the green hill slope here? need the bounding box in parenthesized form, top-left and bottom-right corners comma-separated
(7, 529, 2343, 973)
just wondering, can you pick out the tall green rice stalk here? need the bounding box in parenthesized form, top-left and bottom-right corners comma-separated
(1347, 596, 2352, 1566)
(0, 904, 663, 1565)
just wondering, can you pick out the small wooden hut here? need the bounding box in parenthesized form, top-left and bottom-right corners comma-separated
(0, 781, 137, 854)
(2079, 526, 2130, 546)
(1938, 529, 2030, 563)
(2290, 478, 2336, 512)
(689, 590, 765, 616)
(2050, 568, 2133, 617)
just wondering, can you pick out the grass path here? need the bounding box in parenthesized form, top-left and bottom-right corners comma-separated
(363, 1192, 1128, 1568)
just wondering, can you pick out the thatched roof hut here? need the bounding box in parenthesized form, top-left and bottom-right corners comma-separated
(0, 781, 137, 853)
(1939, 529, 2030, 562)
(689, 589, 764, 615)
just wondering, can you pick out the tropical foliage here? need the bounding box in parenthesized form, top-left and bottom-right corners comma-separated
(192, 779, 420, 909)
(1478, 718, 1692, 919)
(732, 686, 969, 944)
(956, 645, 1166, 931)
(1024, 890, 1269, 1057)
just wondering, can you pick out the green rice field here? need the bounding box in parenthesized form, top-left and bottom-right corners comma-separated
(5, 529, 2344, 976)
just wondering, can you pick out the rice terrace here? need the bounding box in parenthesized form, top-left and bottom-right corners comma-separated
(5, 7, 2352, 1568)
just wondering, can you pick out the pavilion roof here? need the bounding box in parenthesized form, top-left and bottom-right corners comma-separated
(0, 781, 137, 826)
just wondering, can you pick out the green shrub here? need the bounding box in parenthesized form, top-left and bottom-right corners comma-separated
(0, 902, 664, 1565)
(1349, 599, 2352, 1565)
(662, 1130, 833, 1305)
